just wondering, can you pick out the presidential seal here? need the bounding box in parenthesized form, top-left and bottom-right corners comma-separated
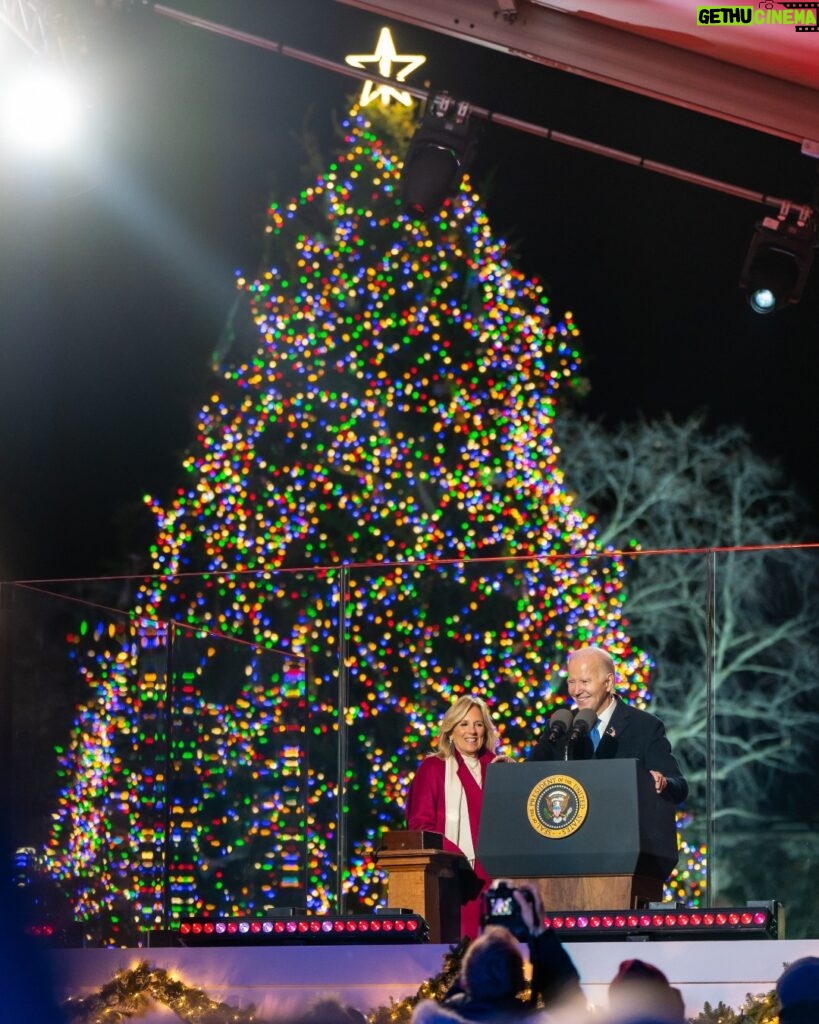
(527, 774, 588, 839)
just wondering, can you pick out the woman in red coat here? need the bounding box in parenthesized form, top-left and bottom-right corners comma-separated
(406, 694, 503, 939)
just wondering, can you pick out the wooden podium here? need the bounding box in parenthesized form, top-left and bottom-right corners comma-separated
(375, 830, 465, 942)
(476, 760, 679, 911)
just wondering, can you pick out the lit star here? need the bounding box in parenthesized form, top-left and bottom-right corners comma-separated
(345, 27, 426, 107)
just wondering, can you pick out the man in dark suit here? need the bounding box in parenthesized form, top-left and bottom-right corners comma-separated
(529, 646, 688, 804)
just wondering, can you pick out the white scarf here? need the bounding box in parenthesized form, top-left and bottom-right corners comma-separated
(444, 754, 477, 865)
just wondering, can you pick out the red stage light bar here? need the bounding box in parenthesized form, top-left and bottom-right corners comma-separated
(148, 912, 430, 946)
(540, 902, 782, 941)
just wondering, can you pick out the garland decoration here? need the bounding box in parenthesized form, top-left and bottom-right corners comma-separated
(62, 960, 259, 1024)
(689, 990, 780, 1024)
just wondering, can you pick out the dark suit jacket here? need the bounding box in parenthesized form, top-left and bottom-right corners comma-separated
(528, 698, 688, 804)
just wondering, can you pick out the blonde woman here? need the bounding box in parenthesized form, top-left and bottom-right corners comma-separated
(406, 694, 505, 938)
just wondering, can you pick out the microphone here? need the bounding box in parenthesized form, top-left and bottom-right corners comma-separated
(566, 708, 597, 745)
(546, 708, 574, 743)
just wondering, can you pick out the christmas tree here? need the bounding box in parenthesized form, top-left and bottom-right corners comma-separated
(44, 101, 666, 944)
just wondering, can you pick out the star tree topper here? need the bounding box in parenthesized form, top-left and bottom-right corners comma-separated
(345, 27, 426, 107)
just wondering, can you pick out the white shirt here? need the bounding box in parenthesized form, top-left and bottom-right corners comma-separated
(594, 695, 617, 740)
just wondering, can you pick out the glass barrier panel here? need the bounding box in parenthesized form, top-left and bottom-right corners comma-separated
(0, 573, 334, 946)
(616, 548, 710, 911)
(1, 579, 137, 945)
(163, 626, 309, 930)
(344, 549, 708, 914)
(711, 547, 819, 939)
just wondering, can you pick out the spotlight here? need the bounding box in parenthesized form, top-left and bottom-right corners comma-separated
(740, 203, 817, 314)
(402, 91, 478, 218)
(0, 62, 84, 155)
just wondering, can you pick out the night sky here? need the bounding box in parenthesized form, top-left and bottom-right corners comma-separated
(2, 0, 818, 581)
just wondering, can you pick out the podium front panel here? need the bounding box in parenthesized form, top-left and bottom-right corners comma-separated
(476, 760, 677, 880)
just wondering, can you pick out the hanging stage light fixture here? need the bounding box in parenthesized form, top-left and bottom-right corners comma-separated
(401, 91, 478, 219)
(740, 203, 818, 314)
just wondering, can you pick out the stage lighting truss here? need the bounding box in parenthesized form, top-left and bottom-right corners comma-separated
(0, 0, 84, 63)
(740, 202, 818, 314)
(156, 912, 430, 946)
(401, 90, 479, 218)
(540, 901, 783, 941)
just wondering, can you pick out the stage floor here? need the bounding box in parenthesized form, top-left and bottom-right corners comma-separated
(51, 937, 819, 1022)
